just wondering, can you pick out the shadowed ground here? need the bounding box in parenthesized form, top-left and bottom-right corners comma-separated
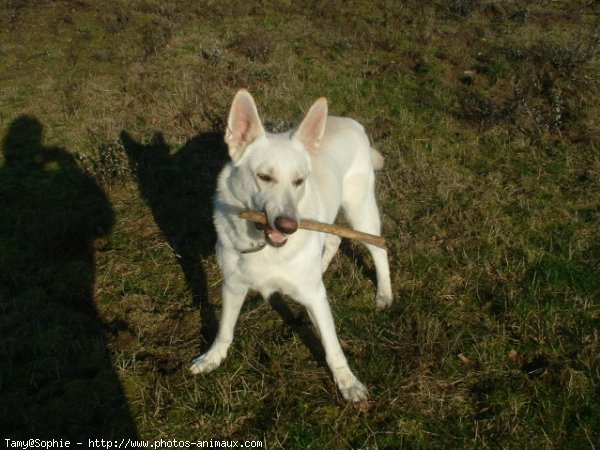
(0, 116, 138, 439)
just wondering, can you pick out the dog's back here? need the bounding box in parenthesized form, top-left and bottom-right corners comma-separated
(310, 116, 381, 224)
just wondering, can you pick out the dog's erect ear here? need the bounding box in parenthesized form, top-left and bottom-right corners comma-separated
(225, 89, 265, 162)
(293, 97, 328, 157)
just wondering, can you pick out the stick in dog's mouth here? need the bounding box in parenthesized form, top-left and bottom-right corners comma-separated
(240, 209, 387, 250)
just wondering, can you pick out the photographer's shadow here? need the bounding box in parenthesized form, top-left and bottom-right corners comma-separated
(0, 116, 138, 438)
(120, 131, 229, 349)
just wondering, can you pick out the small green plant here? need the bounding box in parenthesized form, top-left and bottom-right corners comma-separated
(78, 134, 130, 186)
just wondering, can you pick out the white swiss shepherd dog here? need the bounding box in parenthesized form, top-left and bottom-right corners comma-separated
(190, 89, 393, 403)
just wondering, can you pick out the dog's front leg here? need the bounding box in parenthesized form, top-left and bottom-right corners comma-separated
(301, 284, 368, 403)
(190, 280, 248, 374)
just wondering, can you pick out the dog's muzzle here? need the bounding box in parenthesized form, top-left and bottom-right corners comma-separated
(256, 215, 298, 248)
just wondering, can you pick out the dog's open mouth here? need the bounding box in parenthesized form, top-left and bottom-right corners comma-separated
(256, 223, 288, 247)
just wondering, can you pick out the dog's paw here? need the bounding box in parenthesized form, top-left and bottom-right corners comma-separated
(376, 292, 393, 309)
(189, 351, 223, 375)
(334, 370, 369, 403)
(340, 380, 369, 403)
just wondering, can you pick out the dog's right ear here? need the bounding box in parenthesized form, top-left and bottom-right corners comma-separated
(293, 97, 328, 157)
(225, 89, 265, 162)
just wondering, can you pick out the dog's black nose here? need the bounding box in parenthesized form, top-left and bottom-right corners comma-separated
(274, 216, 298, 234)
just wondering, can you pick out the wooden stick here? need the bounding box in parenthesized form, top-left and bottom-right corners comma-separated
(239, 210, 387, 250)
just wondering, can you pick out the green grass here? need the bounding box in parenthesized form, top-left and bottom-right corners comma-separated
(1, 0, 599, 447)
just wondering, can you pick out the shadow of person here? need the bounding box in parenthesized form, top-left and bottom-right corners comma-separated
(120, 131, 229, 350)
(0, 116, 138, 439)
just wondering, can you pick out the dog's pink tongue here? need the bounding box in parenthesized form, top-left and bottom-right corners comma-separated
(269, 230, 286, 244)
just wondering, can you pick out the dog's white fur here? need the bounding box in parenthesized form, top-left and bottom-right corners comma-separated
(190, 89, 392, 402)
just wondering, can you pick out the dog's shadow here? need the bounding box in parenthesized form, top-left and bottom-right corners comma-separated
(121, 130, 328, 367)
(121, 131, 227, 348)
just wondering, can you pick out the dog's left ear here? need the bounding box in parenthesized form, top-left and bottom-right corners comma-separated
(225, 89, 265, 163)
(294, 97, 328, 156)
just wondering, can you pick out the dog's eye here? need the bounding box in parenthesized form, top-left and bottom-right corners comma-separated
(293, 178, 304, 187)
(257, 173, 274, 183)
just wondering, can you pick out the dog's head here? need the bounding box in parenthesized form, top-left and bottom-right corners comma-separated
(224, 89, 327, 248)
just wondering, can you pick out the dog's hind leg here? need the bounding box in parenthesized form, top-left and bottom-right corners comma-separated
(342, 175, 393, 309)
(190, 281, 248, 374)
(366, 242, 393, 309)
(321, 234, 341, 273)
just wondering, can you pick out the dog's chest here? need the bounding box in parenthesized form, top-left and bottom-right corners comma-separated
(228, 238, 323, 300)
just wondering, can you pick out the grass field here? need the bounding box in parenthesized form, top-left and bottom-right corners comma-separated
(1, 1, 599, 448)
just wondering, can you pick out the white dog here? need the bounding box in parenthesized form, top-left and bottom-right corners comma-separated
(190, 89, 392, 402)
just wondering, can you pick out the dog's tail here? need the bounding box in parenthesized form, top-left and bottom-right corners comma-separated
(371, 147, 385, 171)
